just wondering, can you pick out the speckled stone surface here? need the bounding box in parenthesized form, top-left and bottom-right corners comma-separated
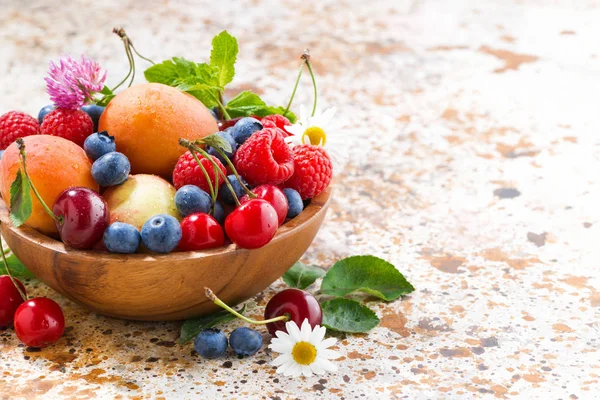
(1, 0, 600, 398)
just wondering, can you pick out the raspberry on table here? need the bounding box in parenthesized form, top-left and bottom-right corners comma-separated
(40, 108, 94, 147)
(234, 128, 294, 186)
(261, 114, 292, 136)
(173, 151, 227, 193)
(0, 111, 40, 150)
(285, 144, 333, 200)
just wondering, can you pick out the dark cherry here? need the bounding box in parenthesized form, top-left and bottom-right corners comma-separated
(218, 117, 244, 130)
(178, 213, 225, 251)
(52, 187, 109, 249)
(264, 288, 322, 336)
(0, 275, 26, 327)
(241, 184, 289, 226)
(224, 199, 278, 249)
(14, 297, 65, 348)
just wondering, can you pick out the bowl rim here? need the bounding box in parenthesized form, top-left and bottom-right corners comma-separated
(0, 187, 332, 261)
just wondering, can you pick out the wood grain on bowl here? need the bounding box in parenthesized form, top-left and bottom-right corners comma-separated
(0, 188, 331, 321)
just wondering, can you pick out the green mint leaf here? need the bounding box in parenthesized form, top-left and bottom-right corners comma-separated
(282, 262, 325, 289)
(225, 91, 266, 118)
(9, 169, 32, 227)
(320, 255, 415, 301)
(210, 31, 238, 87)
(144, 60, 180, 85)
(100, 85, 114, 96)
(321, 298, 380, 333)
(0, 247, 34, 279)
(201, 132, 233, 153)
(179, 304, 246, 344)
(252, 105, 297, 123)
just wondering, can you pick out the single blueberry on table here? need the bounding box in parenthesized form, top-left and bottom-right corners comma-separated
(212, 201, 225, 225)
(141, 214, 182, 253)
(91, 152, 130, 186)
(194, 328, 228, 359)
(230, 117, 263, 145)
(84, 131, 116, 161)
(207, 130, 237, 164)
(103, 222, 141, 254)
(229, 327, 263, 357)
(38, 105, 55, 124)
(218, 175, 248, 206)
(175, 185, 212, 216)
(283, 188, 303, 219)
(81, 104, 105, 132)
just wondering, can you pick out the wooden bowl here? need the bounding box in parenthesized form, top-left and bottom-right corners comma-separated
(0, 188, 331, 321)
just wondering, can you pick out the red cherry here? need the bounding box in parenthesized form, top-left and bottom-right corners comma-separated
(179, 213, 225, 251)
(264, 289, 322, 336)
(224, 199, 278, 249)
(241, 184, 288, 226)
(14, 297, 64, 348)
(0, 276, 26, 327)
(52, 187, 109, 249)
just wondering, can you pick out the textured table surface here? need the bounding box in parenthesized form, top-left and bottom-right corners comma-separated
(1, 0, 600, 399)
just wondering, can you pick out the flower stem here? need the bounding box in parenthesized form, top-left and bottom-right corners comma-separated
(0, 233, 27, 301)
(207, 147, 255, 198)
(283, 63, 304, 118)
(303, 51, 318, 117)
(205, 287, 289, 325)
(16, 140, 63, 225)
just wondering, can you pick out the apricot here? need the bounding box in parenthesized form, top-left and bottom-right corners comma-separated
(0, 135, 98, 235)
(98, 83, 218, 178)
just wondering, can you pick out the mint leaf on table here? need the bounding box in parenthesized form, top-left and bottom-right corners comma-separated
(0, 250, 34, 279)
(282, 262, 326, 290)
(179, 305, 246, 344)
(320, 255, 415, 301)
(9, 169, 32, 227)
(210, 31, 238, 88)
(201, 132, 233, 153)
(321, 298, 380, 333)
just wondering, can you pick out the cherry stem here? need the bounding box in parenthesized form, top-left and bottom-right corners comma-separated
(112, 28, 155, 92)
(283, 62, 303, 118)
(189, 150, 216, 199)
(206, 146, 255, 198)
(302, 50, 318, 118)
(16, 140, 63, 225)
(204, 287, 289, 325)
(0, 231, 27, 301)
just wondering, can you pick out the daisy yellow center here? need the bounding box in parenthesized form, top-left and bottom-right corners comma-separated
(291, 341, 317, 365)
(302, 126, 327, 146)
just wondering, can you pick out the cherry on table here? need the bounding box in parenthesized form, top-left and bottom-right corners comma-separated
(264, 288, 322, 336)
(0, 275, 26, 327)
(52, 187, 109, 249)
(224, 198, 278, 249)
(241, 184, 288, 226)
(14, 297, 65, 348)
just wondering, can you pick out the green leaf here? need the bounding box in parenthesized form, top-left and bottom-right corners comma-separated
(252, 105, 297, 123)
(144, 59, 180, 85)
(321, 298, 380, 333)
(201, 132, 233, 153)
(320, 255, 415, 301)
(225, 91, 297, 123)
(0, 250, 34, 279)
(9, 169, 32, 227)
(210, 31, 238, 87)
(179, 305, 246, 344)
(100, 85, 114, 95)
(282, 262, 325, 289)
(95, 86, 115, 107)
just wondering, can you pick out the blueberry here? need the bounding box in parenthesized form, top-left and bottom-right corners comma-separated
(38, 105, 55, 124)
(212, 202, 225, 225)
(103, 222, 141, 254)
(91, 152, 130, 186)
(218, 175, 248, 206)
(230, 117, 263, 145)
(283, 188, 303, 219)
(141, 214, 182, 253)
(208, 107, 218, 121)
(84, 131, 116, 161)
(175, 185, 211, 216)
(229, 327, 263, 357)
(207, 131, 237, 164)
(81, 104, 105, 132)
(194, 328, 228, 359)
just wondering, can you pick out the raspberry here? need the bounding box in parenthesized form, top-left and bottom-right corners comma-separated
(173, 151, 227, 193)
(261, 114, 292, 136)
(285, 145, 333, 200)
(40, 108, 94, 147)
(234, 128, 294, 186)
(0, 111, 40, 150)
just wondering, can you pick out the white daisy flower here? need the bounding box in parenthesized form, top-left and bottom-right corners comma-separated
(284, 105, 347, 168)
(269, 319, 341, 378)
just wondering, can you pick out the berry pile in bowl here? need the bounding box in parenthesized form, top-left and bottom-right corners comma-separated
(0, 30, 334, 322)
